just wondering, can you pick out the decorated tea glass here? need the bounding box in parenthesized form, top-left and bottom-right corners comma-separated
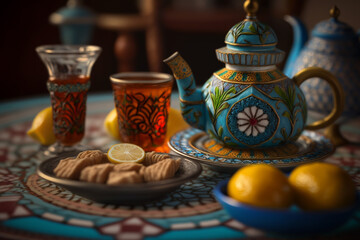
(110, 72, 173, 151)
(36, 45, 101, 156)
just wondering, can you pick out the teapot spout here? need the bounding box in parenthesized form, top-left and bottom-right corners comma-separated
(164, 52, 206, 130)
(283, 15, 308, 77)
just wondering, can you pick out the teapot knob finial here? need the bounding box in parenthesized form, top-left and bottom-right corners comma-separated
(244, 0, 259, 18)
(330, 5, 340, 20)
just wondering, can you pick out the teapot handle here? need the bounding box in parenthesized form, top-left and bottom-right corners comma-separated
(293, 67, 345, 130)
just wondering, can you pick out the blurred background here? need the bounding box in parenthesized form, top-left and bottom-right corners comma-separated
(1, 0, 359, 101)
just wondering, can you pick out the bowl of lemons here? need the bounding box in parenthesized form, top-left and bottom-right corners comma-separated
(213, 163, 360, 235)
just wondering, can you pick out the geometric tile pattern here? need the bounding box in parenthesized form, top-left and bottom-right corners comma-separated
(0, 195, 32, 221)
(1, 96, 360, 239)
(224, 219, 265, 237)
(99, 217, 164, 240)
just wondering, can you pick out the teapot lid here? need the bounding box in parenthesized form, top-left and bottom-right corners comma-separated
(216, 0, 285, 66)
(312, 6, 357, 40)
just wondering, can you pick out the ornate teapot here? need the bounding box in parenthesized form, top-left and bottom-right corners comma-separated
(165, 0, 344, 149)
(284, 6, 360, 120)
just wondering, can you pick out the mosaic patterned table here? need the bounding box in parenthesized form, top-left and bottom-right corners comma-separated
(1, 93, 360, 240)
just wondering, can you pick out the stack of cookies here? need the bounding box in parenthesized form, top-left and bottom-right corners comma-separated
(54, 150, 181, 185)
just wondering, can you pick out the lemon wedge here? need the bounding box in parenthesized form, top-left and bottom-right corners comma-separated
(27, 107, 56, 146)
(107, 143, 145, 164)
(104, 108, 120, 140)
(104, 107, 189, 140)
(166, 107, 190, 137)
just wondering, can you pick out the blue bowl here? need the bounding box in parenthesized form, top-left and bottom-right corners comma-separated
(214, 180, 360, 235)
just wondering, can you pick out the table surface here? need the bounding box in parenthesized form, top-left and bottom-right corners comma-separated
(0, 93, 360, 240)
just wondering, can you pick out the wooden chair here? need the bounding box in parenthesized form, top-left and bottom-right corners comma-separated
(97, 0, 306, 73)
(97, 0, 163, 72)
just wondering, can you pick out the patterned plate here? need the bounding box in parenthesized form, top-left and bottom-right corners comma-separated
(37, 151, 202, 204)
(169, 128, 335, 172)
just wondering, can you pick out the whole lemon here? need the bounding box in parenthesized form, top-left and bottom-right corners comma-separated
(228, 164, 294, 209)
(289, 162, 356, 210)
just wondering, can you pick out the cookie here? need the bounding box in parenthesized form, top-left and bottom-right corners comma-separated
(143, 151, 170, 166)
(113, 163, 144, 172)
(55, 150, 108, 180)
(76, 150, 108, 164)
(54, 157, 75, 176)
(107, 171, 143, 185)
(141, 158, 181, 182)
(54, 158, 93, 180)
(80, 163, 114, 183)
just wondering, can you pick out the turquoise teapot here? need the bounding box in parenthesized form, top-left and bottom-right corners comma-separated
(284, 6, 360, 119)
(165, 0, 344, 149)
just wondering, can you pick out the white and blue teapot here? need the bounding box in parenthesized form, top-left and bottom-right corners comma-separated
(165, 0, 344, 149)
(284, 6, 360, 120)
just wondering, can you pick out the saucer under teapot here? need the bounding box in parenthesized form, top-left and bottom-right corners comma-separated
(169, 128, 334, 172)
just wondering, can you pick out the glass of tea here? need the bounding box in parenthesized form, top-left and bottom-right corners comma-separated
(110, 72, 174, 151)
(36, 45, 101, 155)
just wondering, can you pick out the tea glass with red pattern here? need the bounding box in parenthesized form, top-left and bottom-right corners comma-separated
(36, 45, 101, 155)
(110, 72, 173, 151)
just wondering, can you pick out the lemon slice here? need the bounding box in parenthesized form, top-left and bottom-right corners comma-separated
(27, 107, 56, 146)
(107, 143, 145, 164)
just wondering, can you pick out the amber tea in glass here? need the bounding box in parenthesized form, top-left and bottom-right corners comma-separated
(36, 45, 101, 155)
(48, 76, 90, 146)
(110, 72, 173, 151)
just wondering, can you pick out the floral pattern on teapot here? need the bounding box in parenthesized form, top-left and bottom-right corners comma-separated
(201, 70, 307, 148)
